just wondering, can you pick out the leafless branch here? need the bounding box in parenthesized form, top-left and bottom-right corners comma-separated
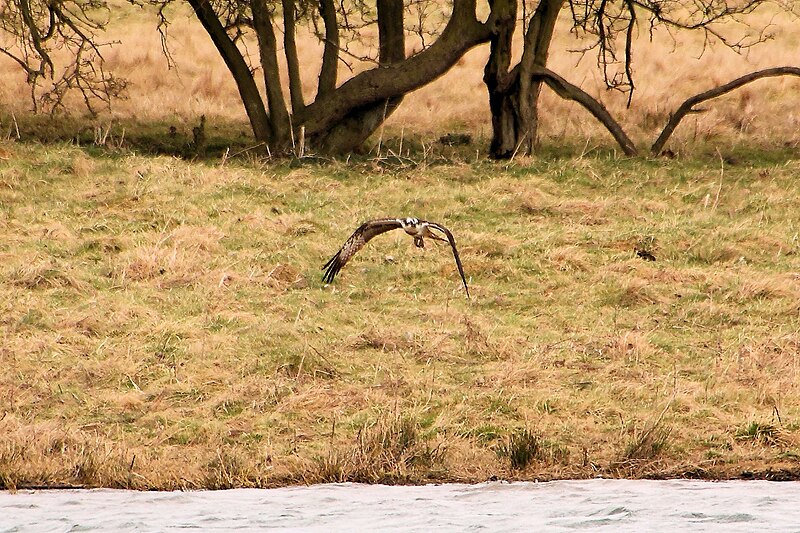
(530, 65, 638, 156)
(651, 66, 800, 154)
(0, 0, 124, 114)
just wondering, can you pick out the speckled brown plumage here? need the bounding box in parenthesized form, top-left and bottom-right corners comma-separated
(322, 217, 470, 298)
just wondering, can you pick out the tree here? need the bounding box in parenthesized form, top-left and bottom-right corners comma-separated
(484, 0, 782, 159)
(142, 0, 511, 154)
(0, 0, 125, 113)
(2, 0, 512, 153)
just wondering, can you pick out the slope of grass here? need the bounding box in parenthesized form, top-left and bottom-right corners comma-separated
(1, 141, 800, 489)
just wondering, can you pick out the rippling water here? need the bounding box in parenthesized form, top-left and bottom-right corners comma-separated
(4, 479, 800, 532)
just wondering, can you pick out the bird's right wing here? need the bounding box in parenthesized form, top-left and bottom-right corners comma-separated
(426, 222, 470, 299)
(322, 218, 404, 284)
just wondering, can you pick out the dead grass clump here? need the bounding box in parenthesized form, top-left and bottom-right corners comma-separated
(482, 356, 542, 388)
(171, 225, 225, 253)
(513, 193, 614, 225)
(555, 199, 612, 225)
(0, 420, 139, 490)
(0, 142, 15, 161)
(605, 331, 657, 364)
(272, 213, 317, 237)
(462, 317, 495, 358)
(352, 328, 417, 352)
(600, 278, 661, 308)
(224, 263, 306, 290)
(514, 189, 558, 218)
(350, 325, 455, 360)
(734, 275, 796, 302)
(264, 263, 306, 289)
(68, 153, 95, 177)
(621, 424, 673, 463)
(469, 233, 520, 259)
(203, 447, 270, 489)
(115, 246, 177, 282)
(40, 221, 76, 242)
(58, 314, 106, 338)
(9, 259, 85, 290)
(735, 421, 790, 448)
(114, 245, 212, 287)
(546, 245, 590, 272)
(686, 240, 743, 265)
(315, 416, 447, 483)
(79, 236, 123, 256)
(276, 350, 338, 380)
(495, 428, 569, 471)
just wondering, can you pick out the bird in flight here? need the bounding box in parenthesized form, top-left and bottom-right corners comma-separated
(322, 217, 470, 298)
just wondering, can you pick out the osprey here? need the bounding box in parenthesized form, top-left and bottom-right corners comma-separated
(322, 217, 470, 298)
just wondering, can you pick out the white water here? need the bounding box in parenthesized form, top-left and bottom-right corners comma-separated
(3, 479, 800, 532)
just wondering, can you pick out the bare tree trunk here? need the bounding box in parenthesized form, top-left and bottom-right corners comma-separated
(485, 0, 562, 159)
(188, 0, 506, 155)
(483, 0, 518, 159)
(305, 0, 502, 153)
(282, 0, 305, 114)
(187, 0, 273, 144)
(517, 0, 563, 154)
(252, 0, 291, 144)
(318, 0, 338, 98)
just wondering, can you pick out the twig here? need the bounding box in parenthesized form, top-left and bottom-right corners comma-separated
(713, 148, 724, 210)
(299, 125, 306, 158)
(11, 112, 20, 140)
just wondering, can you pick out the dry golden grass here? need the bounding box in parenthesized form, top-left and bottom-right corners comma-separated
(1, 139, 800, 489)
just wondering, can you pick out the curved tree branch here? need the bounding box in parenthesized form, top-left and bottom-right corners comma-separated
(651, 66, 800, 155)
(19, 0, 55, 78)
(529, 65, 638, 156)
(299, 0, 494, 137)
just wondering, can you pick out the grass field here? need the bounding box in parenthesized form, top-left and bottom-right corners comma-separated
(1, 140, 800, 489)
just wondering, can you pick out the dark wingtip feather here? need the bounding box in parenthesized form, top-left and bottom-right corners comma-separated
(427, 222, 470, 299)
(322, 252, 342, 284)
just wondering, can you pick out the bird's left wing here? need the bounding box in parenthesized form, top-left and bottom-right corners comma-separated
(426, 221, 470, 298)
(322, 218, 404, 284)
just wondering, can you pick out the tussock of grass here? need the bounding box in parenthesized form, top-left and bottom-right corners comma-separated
(496, 429, 542, 470)
(736, 422, 791, 448)
(2, 143, 800, 488)
(315, 416, 449, 484)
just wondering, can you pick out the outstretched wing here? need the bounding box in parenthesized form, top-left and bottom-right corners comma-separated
(322, 218, 404, 284)
(426, 221, 470, 299)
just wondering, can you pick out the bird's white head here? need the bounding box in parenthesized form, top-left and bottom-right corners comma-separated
(400, 217, 419, 228)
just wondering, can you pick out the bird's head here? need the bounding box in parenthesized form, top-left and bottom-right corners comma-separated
(400, 217, 419, 228)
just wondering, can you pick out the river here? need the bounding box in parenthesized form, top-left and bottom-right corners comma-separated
(3, 479, 800, 532)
